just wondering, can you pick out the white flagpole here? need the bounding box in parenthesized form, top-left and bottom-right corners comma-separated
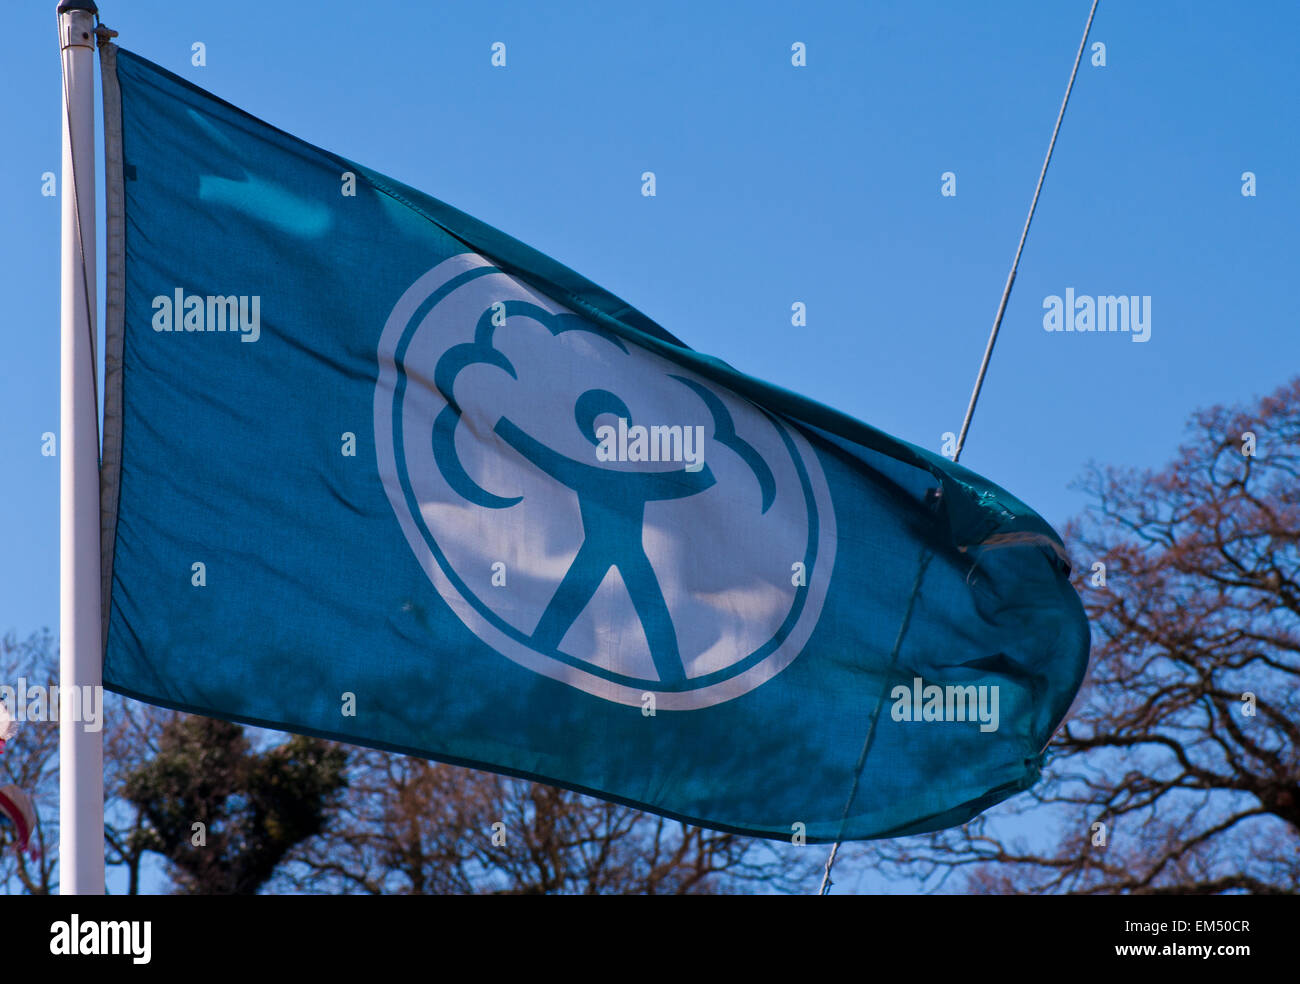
(58, 0, 104, 895)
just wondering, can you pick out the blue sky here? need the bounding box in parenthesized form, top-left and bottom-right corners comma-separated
(1, 0, 1297, 891)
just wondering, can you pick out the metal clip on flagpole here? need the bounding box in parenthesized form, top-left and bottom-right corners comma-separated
(58, 0, 105, 896)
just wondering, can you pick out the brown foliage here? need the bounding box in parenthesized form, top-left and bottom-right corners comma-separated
(861, 378, 1300, 894)
(277, 748, 810, 894)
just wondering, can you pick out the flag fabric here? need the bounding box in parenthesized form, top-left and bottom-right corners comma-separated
(98, 44, 1089, 842)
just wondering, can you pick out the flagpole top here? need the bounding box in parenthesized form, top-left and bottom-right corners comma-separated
(58, 0, 97, 49)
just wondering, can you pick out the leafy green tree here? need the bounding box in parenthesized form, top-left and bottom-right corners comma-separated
(123, 716, 347, 894)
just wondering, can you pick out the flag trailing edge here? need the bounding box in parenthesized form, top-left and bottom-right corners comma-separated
(98, 42, 1090, 843)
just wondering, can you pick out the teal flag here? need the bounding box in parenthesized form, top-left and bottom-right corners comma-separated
(100, 45, 1089, 842)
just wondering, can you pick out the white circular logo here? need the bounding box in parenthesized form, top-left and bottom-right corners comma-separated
(375, 253, 836, 710)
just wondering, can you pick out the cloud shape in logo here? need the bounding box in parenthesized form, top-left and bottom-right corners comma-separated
(375, 253, 836, 709)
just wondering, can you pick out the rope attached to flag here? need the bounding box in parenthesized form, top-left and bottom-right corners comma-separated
(953, 0, 1101, 465)
(817, 0, 1100, 896)
(54, 7, 101, 447)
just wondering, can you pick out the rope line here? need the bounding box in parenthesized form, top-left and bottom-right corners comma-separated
(818, 0, 1099, 894)
(819, 553, 931, 895)
(954, 0, 1100, 465)
(56, 8, 102, 452)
